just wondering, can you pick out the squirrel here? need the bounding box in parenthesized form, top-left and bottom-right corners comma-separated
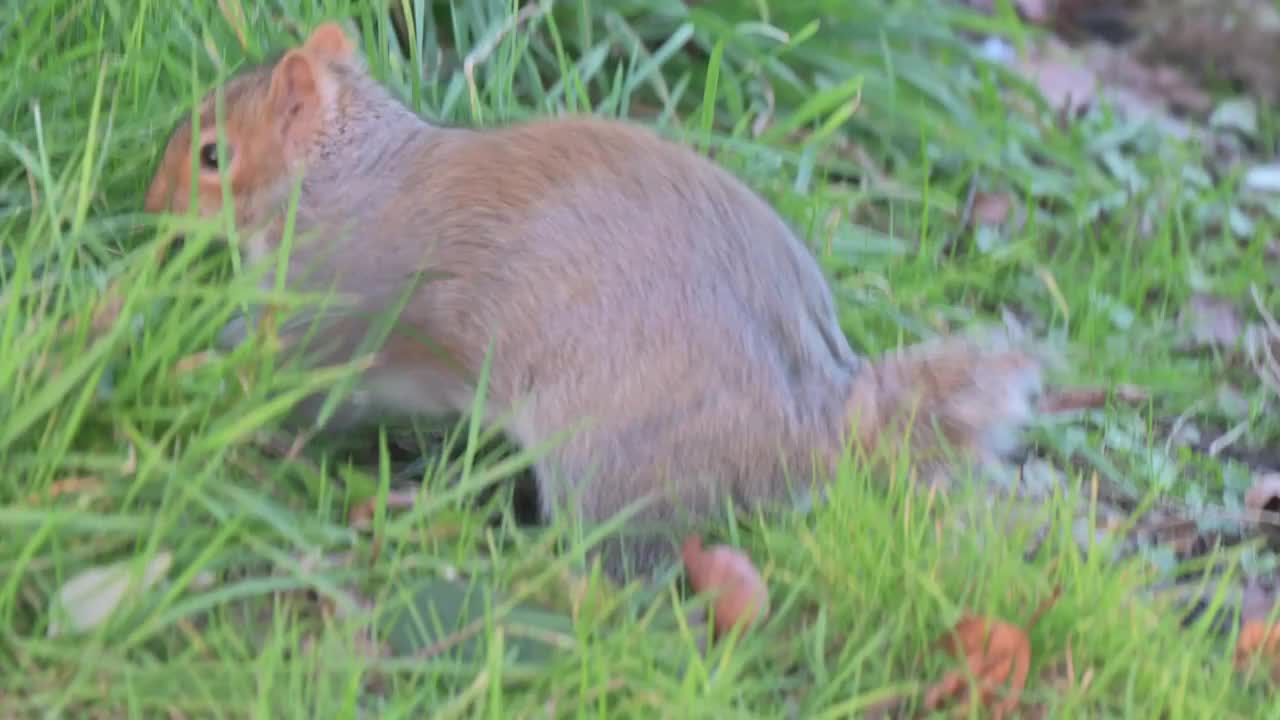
(144, 22, 1045, 581)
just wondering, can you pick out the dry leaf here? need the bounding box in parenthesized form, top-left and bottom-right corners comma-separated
(1039, 637, 1095, 696)
(972, 191, 1015, 227)
(1039, 383, 1149, 413)
(557, 567, 593, 623)
(48, 551, 173, 637)
(1245, 473, 1280, 542)
(90, 282, 125, 336)
(348, 489, 420, 529)
(1178, 293, 1244, 350)
(961, 0, 1048, 22)
(173, 352, 215, 375)
(923, 590, 1059, 718)
(1148, 65, 1213, 115)
(25, 476, 102, 505)
(1236, 620, 1280, 682)
(1079, 43, 1212, 121)
(681, 535, 769, 638)
(56, 280, 125, 341)
(1015, 0, 1051, 24)
(925, 615, 1032, 718)
(1241, 578, 1279, 625)
(1016, 41, 1097, 116)
(1133, 1, 1280, 105)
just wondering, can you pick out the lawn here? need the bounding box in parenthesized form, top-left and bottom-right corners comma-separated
(3, 0, 1279, 717)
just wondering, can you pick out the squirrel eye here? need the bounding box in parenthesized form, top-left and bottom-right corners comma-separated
(198, 142, 223, 171)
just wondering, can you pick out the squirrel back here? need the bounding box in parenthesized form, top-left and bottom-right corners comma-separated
(145, 22, 1044, 579)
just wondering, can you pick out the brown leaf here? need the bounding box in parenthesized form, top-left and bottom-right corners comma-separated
(1039, 383, 1149, 413)
(25, 476, 102, 505)
(1039, 637, 1095, 696)
(348, 489, 420, 530)
(972, 191, 1015, 227)
(1149, 65, 1213, 116)
(1015, 0, 1051, 24)
(960, 0, 1047, 21)
(1133, 1, 1280, 106)
(173, 352, 215, 376)
(1179, 293, 1245, 350)
(1245, 473, 1280, 542)
(681, 535, 769, 639)
(90, 282, 125, 336)
(1016, 42, 1097, 117)
(925, 615, 1032, 719)
(57, 279, 125, 340)
(1077, 42, 1212, 121)
(1236, 620, 1280, 682)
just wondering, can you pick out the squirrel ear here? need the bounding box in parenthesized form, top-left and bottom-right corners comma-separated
(269, 51, 319, 110)
(268, 50, 329, 149)
(303, 21, 355, 61)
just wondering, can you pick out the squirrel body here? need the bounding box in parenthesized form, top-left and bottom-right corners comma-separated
(145, 23, 1043, 578)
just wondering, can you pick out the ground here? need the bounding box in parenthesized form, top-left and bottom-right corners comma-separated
(3, 0, 1280, 717)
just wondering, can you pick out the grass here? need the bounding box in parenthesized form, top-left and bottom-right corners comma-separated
(3, 0, 1280, 716)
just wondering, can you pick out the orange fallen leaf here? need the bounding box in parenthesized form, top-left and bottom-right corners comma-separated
(924, 615, 1031, 718)
(923, 588, 1060, 718)
(682, 535, 769, 639)
(1236, 620, 1280, 682)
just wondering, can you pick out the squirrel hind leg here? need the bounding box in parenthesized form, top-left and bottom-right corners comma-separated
(850, 335, 1045, 475)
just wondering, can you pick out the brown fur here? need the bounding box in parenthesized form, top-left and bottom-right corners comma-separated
(145, 22, 1045, 580)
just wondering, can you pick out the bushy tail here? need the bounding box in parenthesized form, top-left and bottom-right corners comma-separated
(844, 333, 1045, 484)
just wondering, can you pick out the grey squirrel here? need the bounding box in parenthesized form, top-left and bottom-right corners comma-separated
(144, 22, 1044, 580)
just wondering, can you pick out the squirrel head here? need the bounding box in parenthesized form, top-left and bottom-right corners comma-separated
(144, 22, 361, 231)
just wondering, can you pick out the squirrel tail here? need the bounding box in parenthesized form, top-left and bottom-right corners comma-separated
(842, 333, 1044, 483)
